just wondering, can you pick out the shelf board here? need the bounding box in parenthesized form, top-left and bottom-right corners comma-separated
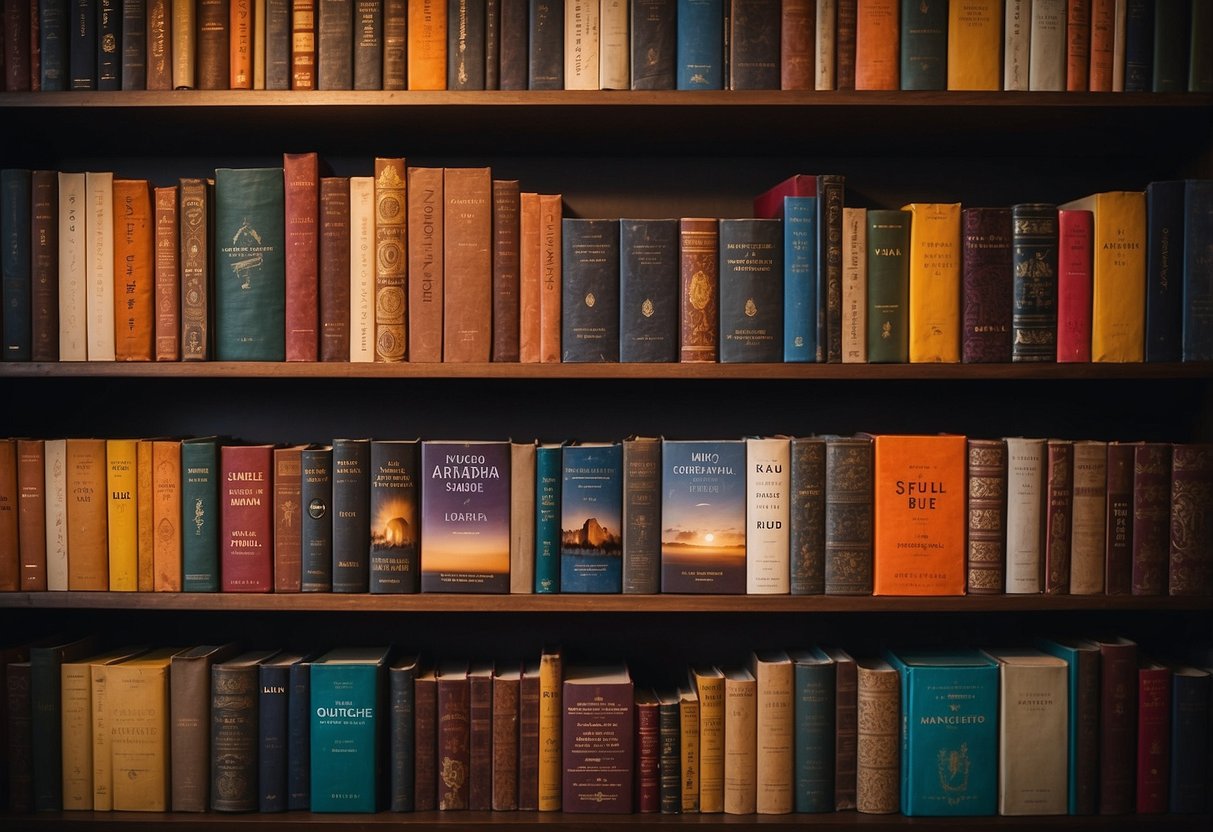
(1, 361, 1210, 381)
(1, 591, 1208, 614)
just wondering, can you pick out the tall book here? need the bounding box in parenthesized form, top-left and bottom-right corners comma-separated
(1037, 636, 1099, 815)
(43, 438, 68, 591)
(66, 438, 108, 590)
(961, 207, 1012, 363)
(816, 0, 837, 90)
(1104, 442, 1135, 595)
(98, 0, 122, 89)
(947, 0, 1000, 89)
(1090, 0, 1116, 90)
(787, 648, 834, 813)
(842, 206, 867, 362)
(631, 0, 675, 89)
(1030, 0, 1067, 89)
(518, 659, 540, 809)
(1057, 207, 1094, 362)
(310, 647, 389, 812)
(855, 657, 898, 814)
(676, 685, 699, 812)
(1125, 0, 1153, 91)
(746, 436, 790, 594)
(824, 435, 873, 595)
(197, 0, 231, 88)
(289, 656, 312, 811)
(414, 667, 437, 810)
(408, 0, 445, 88)
(749, 651, 792, 814)
(28, 170, 58, 362)
(1131, 442, 1171, 596)
(529, 0, 563, 88)
(561, 218, 620, 362)
(136, 438, 155, 592)
(661, 692, 682, 813)
(780, 0, 813, 90)
(538, 646, 562, 811)
(561, 664, 634, 813)
(107, 437, 139, 591)
(620, 219, 678, 363)
(821, 646, 856, 810)
(107, 649, 179, 812)
(349, 175, 376, 361)
(229, 0, 253, 87)
(903, 202, 960, 362)
(388, 654, 418, 811)
(499, 0, 528, 88)
(271, 445, 305, 592)
(866, 209, 910, 363)
(1066, 0, 1091, 91)
(1170, 443, 1213, 596)
(781, 196, 817, 362)
(266, 0, 291, 88)
(181, 437, 220, 592)
(1010, 203, 1058, 362)
(1069, 440, 1107, 595)
(111, 179, 154, 360)
(1094, 635, 1137, 815)
(1004, 437, 1046, 594)
(1144, 180, 1184, 362)
(1184, 180, 1213, 361)
(374, 157, 407, 362)
(444, 167, 492, 362)
(468, 660, 493, 810)
(718, 218, 782, 362)
(319, 176, 351, 361)
(179, 177, 211, 360)
(966, 438, 1006, 594)
(301, 445, 333, 592)
(836, 0, 858, 88)
(676, 0, 724, 89)
(1152, 0, 1188, 91)
(369, 439, 420, 594)
(211, 650, 277, 812)
(560, 442, 623, 592)
(510, 440, 535, 594)
(900, 0, 946, 90)
(219, 443, 273, 592)
(353, 0, 382, 88)
(661, 439, 746, 594)
(283, 152, 319, 361)
(170, 643, 240, 811)
(0, 442, 17, 589)
(519, 192, 540, 362)
(722, 666, 756, 814)
(331, 438, 371, 593)
(492, 179, 521, 361)
(316, 0, 353, 88)
(383, 0, 405, 87)
(564, 0, 600, 89)
(679, 217, 719, 362)
(57, 171, 87, 361)
(687, 666, 723, 812)
(408, 166, 443, 362)
(855, 0, 898, 89)
(258, 652, 306, 812)
(538, 193, 563, 363)
(153, 185, 179, 360)
(729, 0, 780, 89)
(790, 436, 826, 595)
(1044, 438, 1073, 594)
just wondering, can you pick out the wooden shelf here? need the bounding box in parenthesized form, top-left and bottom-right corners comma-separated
(1, 591, 1208, 614)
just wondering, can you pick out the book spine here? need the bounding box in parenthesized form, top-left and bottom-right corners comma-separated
(905, 202, 961, 363)
(966, 439, 1006, 594)
(283, 152, 319, 361)
(97, 0, 121, 89)
(1169, 671, 1211, 813)
(443, 167, 493, 362)
(16, 440, 46, 590)
(153, 185, 179, 360)
(754, 659, 793, 814)
(42, 439, 67, 590)
(1004, 0, 1030, 89)
(1104, 443, 1134, 595)
(780, 0, 813, 89)
(1152, 0, 1187, 91)
(961, 207, 1013, 363)
(1124, 0, 1153, 90)
(492, 179, 521, 361)
(1169, 443, 1213, 596)
(120, 0, 147, 89)
(7, 662, 33, 811)
(528, 0, 563, 88)
(563, 0, 599, 90)
(151, 440, 181, 590)
(469, 669, 492, 810)
(437, 672, 470, 809)
(291, 0, 316, 88)
(319, 176, 351, 361)
(301, 447, 333, 591)
(1057, 208, 1094, 362)
(561, 218, 621, 362)
(56, 172, 87, 360)
(389, 662, 416, 811)
(1030, 0, 1067, 90)
(499, 0, 527, 87)
(538, 650, 561, 811)
(678, 694, 699, 812)
(210, 662, 259, 812)
(407, 167, 443, 362)
(789, 437, 825, 595)
(30, 170, 58, 361)
(353, 0, 382, 88)
(331, 438, 370, 592)
(518, 668, 540, 809)
(348, 176, 375, 361)
(534, 444, 560, 593)
(0, 442, 17, 590)
(1070, 441, 1107, 595)
(538, 193, 562, 363)
(39, 0, 68, 90)
(1182, 181, 1213, 362)
(1131, 443, 1171, 595)
(1066, 0, 1091, 91)
(746, 437, 791, 594)
(519, 192, 540, 361)
(449, 0, 486, 89)
(635, 698, 659, 811)
(181, 439, 219, 592)
(1144, 180, 1183, 362)
(623, 437, 661, 594)
(676, 0, 723, 89)
(413, 672, 436, 810)
(1136, 665, 1171, 813)
(31, 647, 72, 811)
(485, 0, 499, 88)
(855, 660, 898, 814)
(1043, 439, 1073, 594)
(197, 0, 230, 88)
(865, 209, 910, 363)
(407, 0, 446, 88)
(900, 0, 946, 89)
(1191, 0, 1212, 91)
(1098, 641, 1138, 814)
(794, 659, 835, 812)
(490, 672, 518, 810)
(824, 437, 873, 595)
(70, 0, 98, 88)
(229, 0, 253, 87)
(258, 663, 290, 812)
(718, 218, 782, 363)
(1011, 203, 1059, 361)
(619, 218, 678, 363)
(854, 0, 898, 90)
(60, 661, 92, 810)
(729, 0, 780, 90)
(374, 157, 407, 361)
(219, 444, 273, 592)
(317, 0, 353, 88)
(1089, 0, 1115, 89)
(658, 696, 680, 813)
(678, 218, 719, 362)
(179, 178, 210, 360)
(264, 0, 290, 87)
(136, 439, 155, 590)
(630, 0, 675, 89)
(1, 170, 32, 361)
(287, 659, 310, 810)
(146, 0, 171, 87)
(782, 195, 817, 362)
(368, 440, 420, 594)
(841, 206, 866, 362)
(381, 0, 404, 87)
(170, 0, 194, 87)
(64, 439, 107, 589)
(818, 175, 844, 362)
(112, 178, 154, 361)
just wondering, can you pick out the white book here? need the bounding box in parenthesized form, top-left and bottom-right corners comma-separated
(842, 206, 867, 363)
(745, 436, 790, 594)
(565, 0, 601, 90)
(85, 171, 115, 361)
(44, 438, 69, 591)
(349, 176, 376, 362)
(57, 172, 88, 361)
(1004, 0, 1031, 90)
(1069, 440, 1107, 595)
(1111, 0, 1127, 91)
(599, 0, 629, 89)
(1029, 0, 1066, 91)
(254, 0, 267, 88)
(1004, 437, 1045, 593)
(815, 0, 836, 90)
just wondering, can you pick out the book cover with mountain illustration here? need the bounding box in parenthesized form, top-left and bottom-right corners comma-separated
(560, 443, 624, 592)
(661, 439, 746, 593)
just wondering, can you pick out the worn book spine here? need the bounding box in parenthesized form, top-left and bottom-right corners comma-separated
(0, 442, 20, 590)
(408, 0, 446, 88)
(413, 670, 436, 810)
(676, 0, 723, 89)
(449, 0, 486, 88)
(966, 439, 1006, 595)
(444, 167, 493, 362)
(630, 0, 675, 89)
(151, 440, 181, 591)
(382, 0, 405, 87)
(485, 0, 500, 87)
(782, 195, 817, 362)
(300, 446, 333, 591)
(658, 692, 680, 813)
(519, 192, 541, 361)
(961, 207, 1012, 363)
(990, 649, 1068, 815)
(1057, 208, 1094, 362)
(229, 0, 253, 87)
(220, 444, 273, 592)
(1070, 440, 1107, 595)
(136, 439, 155, 591)
(1004, 0, 1030, 89)
(258, 661, 292, 812)
(388, 658, 416, 811)
(518, 663, 540, 809)
(854, 0, 897, 89)
(369, 439, 420, 594)
(1066, 0, 1091, 90)
(437, 665, 471, 810)
(900, 0, 946, 90)
(718, 218, 782, 363)
(1131, 442, 1171, 595)
(153, 185, 179, 360)
(112, 178, 155, 361)
(1169, 668, 1211, 813)
(790, 652, 833, 812)
(1030, 0, 1066, 90)
(865, 209, 909, 363)
(30, 170, 58, 361)
(1104, 442, 1134, 595)
(353, 0, 382, 88)
(841, 206, 866, 362)
(1, 169, 32, 361)
(210, 660, 261, 812)
(331, 438, 371, 592)
(623, 436, 661, 594)
(179, 178, 211, 360)
(145, 0, 172, 88)
(1044, 439, 1073, 595)
(181, 438, 219, 592)
(1136, 663, 1171, 813)
(635, 691, 659, 811)
(1004, 437, 1045, 594)
(170, 645, 234, 811)
(374, 157, 407, 361)
(66, 438, 108, 590)
(499, 0, 527, 87)
(619, 218, 678, 363)
(16, 440, 46, 590)
(528, 0, 562, 87)
(1144, 180, 1183, 362)
(817, 175, 844, 362)
(42, 439, 67, 590)
(408, 166, 443, 362)
(780, 0, 813, 89)
(317, 0, 353, 87)
(599, 0, 628, 88)
(283, 152, 319, 360)
(904, 202, 961, 363)
(349, 176, 375, 361)
(855, 658, 898, 814)
(197, 0, 230, 88)
(70, 0, 98, 89)
(824, 436, 873, 595)
(729, 0, 780, 89)
(510, 442, 535, 595)
(492, 179, 521, 361)
(1182, 180, 1213, 361)
(1170, 443, 1213, 596)
(491, 668, 519, 810)
(561, 218, 621, 362)
(57, 171, 87, 360)
(170, 0, 195, 87)
(1124, 0, 1153, 90)
(1011, 203, 1058, 362)
(318, 177, 351, 361)
(1097, 638, 1137, 814)
(39, 0, 68, 90)
(291, 0, 316, 88)
(468, 665, 493, 810)
(270, 447, 302, 592)
(97, 0, 122, 89)
(789, 437, 825, 595)
(7, 661, 33, 811)
(1089, 0, 1115, 89)
(538, 193, 563, 363)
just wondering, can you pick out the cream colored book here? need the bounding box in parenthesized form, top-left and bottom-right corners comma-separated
(1069, 440, 1107, 595)
(749, 651, 793, 814)
(599, 0, 629, 89)
(746, 437, 791, 594)
(565, 0, 600, 90)
(1029, 0, 1067, 91)
(510, 441, 536, 593)
(44, 438, 68, 590)
(723, 666, 756, 815)
(57, 172, 88, 361)
(86, 171, 115, 361)
(349, 176, 376, 362)
(691, 665, 725, 813)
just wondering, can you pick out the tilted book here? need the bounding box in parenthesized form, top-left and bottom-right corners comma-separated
(661, 439, 746, 594)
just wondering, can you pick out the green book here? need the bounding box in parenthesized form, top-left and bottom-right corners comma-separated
(214, 167, 286, 361)
(181, 437, 221, 592)
(866, 210, 911, 363)
(310, 646, 390, 812)
(790, 647, 835, 813)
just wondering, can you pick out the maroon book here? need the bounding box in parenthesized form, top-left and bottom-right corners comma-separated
(1170, 444, 1213, 596)
(414, 668, 438, 811)
(824, 645, 857, 810)
(318, 176, 351, 362)
(1096, 636, 1138, 815)
(634, 688, 659, 812)
(220, 444, 274, 592)
(468, 660, 494, 811)
(1131, 443, 1171, 595)
(835, 0, 857, 90)
(1104, 442, 1135, 595)
(30, 170, 58, 362)
(492, 179, 521, 362)
(5, 660, 33, 812)
(1057, 208, 1093, 362)
(491, 664, 521, 811)
(753, 174, 817, 219)
(154, 185, 180, 361)
(1044, 439, 1073, 595)
(4, 0, 31, 91)
(436, 661, 470, 810)
(1136, 662, 1171, 814)
(28, 0, 39, 90)
(284, 152, 319, 361)
(517, 660, 540, 811)
(961, 207, 1013, 363)
(562, 664, 634, 814)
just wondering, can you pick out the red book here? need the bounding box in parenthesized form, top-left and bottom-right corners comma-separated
(220, 444, 274, 592)
(1057, 208, 1093, 362)
(1136, 661, 1171, 814)
(562, 664, 634, 814)
(517, 660, 541, 810)
(414, 667, 438, 811)
(752, 173, 817, 220)
(1131, 443, 1171, 596)
(436, 661, 471, 810)
(318, 177, 351, 362)
(1088, 0, 1115, 91)
(1096, 636, 1138, 815)
(634, 688, 659, 812)
(1066, 0, 1091, 92)
(284, 152, 319, 361)
(1104, 442, 1134, 596)
(154, 185, 180, 361)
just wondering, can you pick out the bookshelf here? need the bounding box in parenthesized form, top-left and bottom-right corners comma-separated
(3, 87, 1213, 830)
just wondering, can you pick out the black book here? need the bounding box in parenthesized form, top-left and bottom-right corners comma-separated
(259, 653, 306, 813)
(448, 0, 486, 89)
(354, 0, 383, 89)
(562, 218, 621, 362)
(286, 657, 312, 810)
(620, 218, 678, 362)
(718, 217, 783, 363)
(818, 174, 845, 362)
(97, 0, 123, 90)
(1010, 203, 1058, 362)
(70, 0, 98, 89)
(499, 0, 527, 89)
(40, 0, 70, 90)
(657, 690, 680, 813)
(266, 0, 293, 88)
(1145, 180, 1184, 362)
(527, 0, 562, 89)
(728, 0, 779, 90)
(631, 0, 675, 89)
(369, 439, 420, 594)
(332, 438, 371, 593)
(389, 655, 419, 811)
(1, 170, 32, 362)
(485, 0, 500, 88)
(120, 0, 147, 89)
(211, 650, 278, 813)
(30, 636, 98, 811)
(790, 436, 826, 595)
(301, 445, 334, 592)
(318, 0, 354, 89)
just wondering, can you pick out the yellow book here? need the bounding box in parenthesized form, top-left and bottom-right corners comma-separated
(691, 666, 725, 813)
(902, 202, 962, 363)
(136, 439, 155, 591)
(87, 646, 150, 811)
(1057, 191, 1146, 362)
(722, 667, 757, 815)
(678, 686, 700, 813)
(749, 651, 793, 815)
(947, 0, 1002, 90)
(106, 438, 139, 591)
(61, 661, 96, 809)
(537, 646, 562, 811)
(106, 648, 179, 812)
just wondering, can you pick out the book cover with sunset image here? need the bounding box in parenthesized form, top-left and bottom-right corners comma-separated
(661, 439, 747, 593)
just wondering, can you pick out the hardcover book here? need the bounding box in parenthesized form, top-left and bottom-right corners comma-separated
(966, 438, 1006, 595)
(2, 169, 32, 361)
(560, 442, 623, 592)
(903, 202, 960, 362)
(750, 650, 793, 813)
(659, 690, 680, 813)
(538, 646, 562, 811)
(824, 435, 873, 595)
(374, 158, 407, 361)
(947, 0, 1001, 89)
(866, 210, 910, 362)
(491, 663, 520, 810)
(1011, 203, 1058, 362)
(408, 166, 443, 362)
(855, 0, 899, 89)
(661, 439, 746, 594)
(1183, 180, 1213, 361)
(493, 180, 521, 361)
(468, 660, 493, 810)
(562, 218, 621, 362)
(1036, 636, 1099, 815)
(65, 438, 108, 590)
(1170, 443, 1213, 595)
(27, 170, 57, 362)
(319, 176, 351, 361)
(219, 443, 273, 592)
(960, 208, 1013, 363)
(444, 167, 492, 361)
(1057, 208, 1094, 362)
(369, 439, 420, 594)
(181, 437, 220, 592)
(780, 0, 813, 90)
(1029, 0, 1066, 90)
(408, 0, 445, 88)
(349, 175, 376, 361)
(1004, 436, 1046, 594)
(211, 650, 278, 812)
(1145, 180, 1184, 362)
(86, 170, 115, 361)
(310, 647, 390, 812)
(1066, 0, 1092, 91)
(676, 0, 724, 89)
(179, 178, 212, 360)
(842, 206, 867, 362)
(283, 152, 319, 360)
(106, 438, 139, 591)
(1044, 438, 1073, 594)
(57, 171, 87, 361)
(388, 654, 418, 811)
(170, 643, 239, 812)
(1094, 635, 1137, 814)
(1170, 666, 1211, 813)
(1070, 440, 1108, 595)
(301, 445, 333, 591)
(746, 436, 790, 594)
(16, 440, 47, 591)
(782, 196, 817, 362)
(900, 0, 946, 90)
(332, 438, 371, 592)
(414, 667, 438, 810)
(1131, 442, 1171, 595)
(855, 657, 898, 814)
(1104, 442, 1135, 595)
(722, 666, 756, 814)
(153, 184, 179, 360)
(631, 0, 675, 89)
(258, 652, 307, 813)
(729, 0, 780, 89)
(562, 664, 634, 813)
(789, 648, 835, 812)
(106, 649, 180, 812)
(272, 448, 304, 582)
(528, 0, 563, 88)
(718, 218, 782, 362)
(790, 436, 826, 594)
(1137, 661, 1171, 813)
(679, 217, 719, 362)
(564, 0, 600, 89)
(620, 218, 678, 363)
(449, 0, 486, 89)
(535, 442, 562, 593)
(689, 665, 724, 812)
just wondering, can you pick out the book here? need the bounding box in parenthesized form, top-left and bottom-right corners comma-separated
(1057, 207, 1094, 362)
(718, 218, 782, 362)
(676, 0, 724, 89)
(85, 170, 115, 361)
(170, 643, 239, 812)
(98, 0, 122, 89)
(947, 0, 1000, 89)
(1037, 636, 1099, 815)
(538, 645, 562, 811)
(369, 439, 420, 594)
(444, 167, 492, 362)
(1095, 635, 1137, 814)
(788, 647, 834, 812)
(374, 157, 407, 362)
(16, 440, 46, 590)
(181, 437, 220, 592)
(1131, 442, 1171, 595)
(564, 0, 599, 90)
(518, 659, 540, 809)
(842, 206, 867, 362)
(961, 207, 1012, 363)
(468, 660, 492, 810)
(1030, 0, 1066, 89)
(1192, 0, 1213, 90)
(485, 0, 501, 88)
(1170, 666, 1211, 813)
(534, 442, 562, 593)
(1010, 203, 1058, 362)
(855, 0, 898, 90)
(1070, 440, 1108, 595)
(492, 180, 521, 361)
(1, 169, 32, 361)
(657, 690, 679, 813)
(1090, 0, 1117, 90)
(383, 0, 405, 87)
(1001, 437, 1045, 594)
(855, 657, 898, 814)
(310, 647, 389, 812)
(722, 666, 756, 814)
(40, 0, 69, 91)
(136, 437, 155, 589)
(257, 652, 306, 812)
(270, 445, 305, 592)
(746, 436, 790, 594)
(197, 0, 231, 88)
(388, 654, 418, 811)
(790, 436, 826, 595)
(866, 209, 910, 363)
(824, 435, 873, 595)
(179, 177, 211, 360)
(1136, 660, 1171, 814)
(780, 0, 813, 89)
(560, 442, 623, 592)
(318, 176, 350, 361)
(620, 219, 678, 363)
(539, 193, 563, 363)
(1066, 0, 1091, 91)
(349, 175, 376, 362)
(70, 0, 98, 89)
(750, 650, 792, 814)
(1044, 438, 1073, 594)
(407, 0, 444, 87)
(1183, 180, 1213, 361)
(900, 0, 946, 90)
(687, 666, 722, 812)
(413, 666, 437, 810)
(631, 0, 675, 89)
(408, 166, 443, 363)
(729, 0, 780, 89)
(661, 439, 746, 594)
(421, 440, 511, 593)
(1153, 0, 1189, 91)
(153, 185, 179, 360)
(285, 655, 315, 808)
(903, 202, 960, 362)
(1170, 443, 1213, 596)
(28, 169, 57, 362)
(677, 685, 700, 812)
(6, 659, 33, 811)
(265, 0, 291, 88)
(211, 650, 277, 812)
(529, 0, 563, 88)
(561, 218, 621, 362)
(283, 152, 319, 361)
(0, 442, 16, 590)
(562, 663, 634, 813)
(57, 171, 87, 361)
(679, 217, 719, 362)
(966, 438, 1006, 595)
(219, 444, 273, 592)
(1145, 180, 1184, 362)
(818, 174, 845, 363)
(499, 0, 528, 88)
(781, 196, 817, 362)
(107, 649, 179, 812)
(1104, 441, 1135, 595)
(353, 0, 382, 88)
(43, 438, 68, 591)
(519, 192, 541, 362)
(30, 635, 98, 811)
(106, 438, 139, 590)
(66, 438, 108, 590)
(331, 438, 371, 593)
(1125, 0, 1153, 90)
(634, 688, 659, 811)
(491, 663, 520, 810)
(300, 445, 333, 591)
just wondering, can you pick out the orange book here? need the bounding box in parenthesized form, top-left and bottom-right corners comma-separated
(872, 434, 967, 595)
(946, 0, 1002, 90)
(230, 0, 254, 88)
(1088, 0, 1115, 91)
(408, 0, 447, 90)
(538, 194, 563, 364)
(67, 439, 109, 591)
(443, 167, 493, 362)
(136, 440, 156, 591)
(1066, 0, 1090, 92)
(112, 179, 155, 361)
(152, 440, 182, 591)
(519, 193, 541, 363)
(855, 0, 899, 90)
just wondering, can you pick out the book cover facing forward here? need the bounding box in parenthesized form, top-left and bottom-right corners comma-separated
(560, 443, 623, 592)
(661, 440, 745, 593)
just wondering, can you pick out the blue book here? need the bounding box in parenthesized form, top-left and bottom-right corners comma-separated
(181, 437, 220, 592)
(1, 170, 32, 361)
(1183, 179, 1213, 361)
(1036, 637, 1100, 815)
(287, 656, 313, 811)
(260, 653, 307, 813)
(884, 649, 998, 817)
(70, 0, 98, 89)
(790, 647, 835, 813)
(900, 0, 947, 90)
(534, 442, 563, 593)
(1125, 0, 1155, 92)
(562, 219, 621, 363)
(310, 647, 390, 812)
(660, 439, 746, 593)
(783, 196, 817, 363)
(1145, 180, 1184, 362)
(619, 218, 678, 363)
(676, 0, 724, 89)
(40, 0, 70, 90)
(1170, 666, 1211, 813)
(560, 443, 623, 593)
(718, 218, 783, 363)
(388, 655, 419, 811)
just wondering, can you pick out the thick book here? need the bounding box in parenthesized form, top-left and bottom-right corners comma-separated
(560, 443, 623, 592)
(820, 646, 856, 811)
(70, 0, 98, 89)
(780, 0, 813, 89)
(790, 436, 826, 595)
(408, 0, 445, 88)
(65, 438, 108, 590)
(824, 435, 873, 595)
(197, 0, 230, 88)
(688, 666, 723, 812)
(1104, 441, 1135, 595)
(1029, 0, 1066, 89)
(899, 0, 946, 90)
(388, 654, 418, 811)
(374, 157, 407, 362)
(1145, 180, 1184, 362)
(353, 0, 383, 88)
(219, 444, 273, 592)
(408, 166, 443, 362)
(903, 202, 960, 362)
(1095, 636, 1138, 814)
(1070, 440, 1108, 595)
(40, 0, 69, 90)
(722, 667, 756, 814)
(1192, 0, 1213, 91)
(631, 0, 675, 88)
(153, 185, 179, 360)
(265, 0, 291, 88)
(485, 0, 500, 88)
(562, 664, 634, 813)
(855, 0, 898, 89)
(30, 170, 59, 362)
(29, 635, 97, 811)
(561, 218, 620, 362)
(7, 659, 34, 811)
(661, 439, 746, 594)
(349, 175, 376, 361)
(369, 439, 420, 594)
(179, 178, 212, 360)
(1066, 0, 1091, 91)
(510, 441, 535, 594)
(885, 649, 998, 816)
(836, 0, 858, 88)
(1170, 443, 1213, 595)
(181, 437, 220, 592)
(444, 167, 492, 362)
(170, 643, 239, 811)
(1037, 637, 1099, 815)
(491, 663, 520, 810)
(677, 685, 700, 812)
(310, 647, 389, 812)
(283, 152, 319, 361)
(0, 442, 17, 589)
(718, 218, 782, 362)
(1010, 203, 1058, 362)
(258, 652, 306, 812)
(421, 440, 511, 593)
(1183, 180, 1213, 361)
(782, 196, 817, 362)
(534, 442, 562, 593)
(961, 207, 1012, 363)
(787, 648, 834, 812)
(468, 660, 493, 810)
(229, 0, 254, 88)
(872, 434, 966, 595)
(528, 0, 562, 88)
(1089, 0, 1116, 90)
(331, 438, 371, 592)
(317, 0, 353, 88)
(301, 445, 333, 592)
(105, 648, 180, 812)
(1044, 438, 1073, 595)
(16, 440, 47, 590)
(966, 438, 1006, 595)
(211, 650, 277, 812)
(1136, 661, 1171, 814)
(291, 0, 316, 89)
(866, 209, 910, 363)
(563, 0, 598, 89)
(679, 217, 719, 362)
(622, 436, 661, 594)
(746, 436, 791, 594)
(1124, 0, 1153, 90)
(676, 0, 723, 88)
(136, 439, 156, 591)
(1170, 666, 1211, 813)
(492, 180, 521, 361)
(620, 218, 678, 363)
(658, 691, 680, 812)
(414, 667, 437, 810)
(1, 170, 32, 361)
(729, 0, 780, 89)
(499, 0, 527, 88)
(318, 176, 351, 361)
(97, 0, 122, 89)
(1152, 0, 1188, 91)
(855, 657, 898, 814)
(1131, 442, 1171, 595)
(1057, 208, 1094, 362)
(947, 0, 1001, 89)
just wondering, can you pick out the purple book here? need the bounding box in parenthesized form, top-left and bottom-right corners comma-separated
(961, 208, 1013, 363)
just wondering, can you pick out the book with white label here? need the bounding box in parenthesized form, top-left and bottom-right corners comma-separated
(746, 436, 791, 594)
(1004, 437, 1045, 594)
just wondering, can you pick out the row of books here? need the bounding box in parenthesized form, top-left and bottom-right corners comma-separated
(3, 434, 1210, 597)
(3, 637, 1209, 816)
(4, 0, 1212, 93)
(3, 164, 1211, 365)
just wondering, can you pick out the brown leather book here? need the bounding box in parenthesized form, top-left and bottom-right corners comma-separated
(468, 660, 494, 810)
(154, 185, 180, 361)
(518, 192, 541, 363)
(517, 659, 540, 810)
(780, 0, 814, 89)
(374, 157, 408, 362)
(492, 179, 521, 362)
(383, 0, 407, 88)
(413, 667, 438, 811)
(284, 152, 319, 361)
(272, 445, 305, 592)
(30, 0, 42, 91)
(854, 0, 898, 90)
(966, 438, 1006, 594)
(407, 166, 443, 363)
(0, 440, 20, 591)
(823, 646, 857, 810)
(855, 657, 898, 814)
(1096, 636, 1137, 815)
(1104, 441, 1135, 595)
(113, 179, 155, 361)
(291, 0, 316, 89)
(210, 650, 278, 812)
(66, 438, 109, 590)
(147, 0, 173, 89)
(491, 663, 521, 811)
(16, 440, 46, 591)
(444, 167, 493, 363)
(229, 0, 254, 88)
(1066, 0, 1090, 91)
(6, 660, 33, 811)
(1130, 442, 1170, 596)
(197, 0, 231, 89)
(836, 0, 858, 89)
(319, 177, 351, 362)
(4, 0, 31, 90)
(170, 643, 241, 811)
(1170, 443, 1213, 596)
(538, 193, 563, 364)
(437, 661, 471, 809)
(136, 439, 155, 591)
(179, 178, 211, 360)
(152, 439, 182, 591)
(1044, 439, 1074, 595)
(678, 217, 719, 362)
(1088, 0, 1114, 90)
(30, 170, 59, 362)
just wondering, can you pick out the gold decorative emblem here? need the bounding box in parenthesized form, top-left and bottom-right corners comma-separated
(882, 321, 893, 339)
(689, 271, 711, 310)
(441, 756, 466, 791)
(937, 743, 971, 795)
(102, 35, 117, 54)
(281, 499, 298, 529)
(744, 298, 757, 317)
(376, 164, 404, 189)
(641, 298, 654, 318)
(585, 292, 596, 308)
(230, 219, 265, 290)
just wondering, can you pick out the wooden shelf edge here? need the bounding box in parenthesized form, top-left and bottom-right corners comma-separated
(1, 592, 1208, 614)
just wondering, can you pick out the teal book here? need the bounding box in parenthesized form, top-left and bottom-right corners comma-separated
(310, 646, 390, 812)
(560, 443, 623, 593)
(534, 442, 562, 593)
(900, 0, 948, 90)
(214, 167, 286, 361)
(1037, 636, 1100, 815)
(789, 647, 835, 813)
(181, 436, 221, 592)
(884, 649, 998, 817)
(676, 0, 724, 89)
(660, 439, 746, 593)
(866, 210, 911, 363)
(783, 196, 817, 363)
